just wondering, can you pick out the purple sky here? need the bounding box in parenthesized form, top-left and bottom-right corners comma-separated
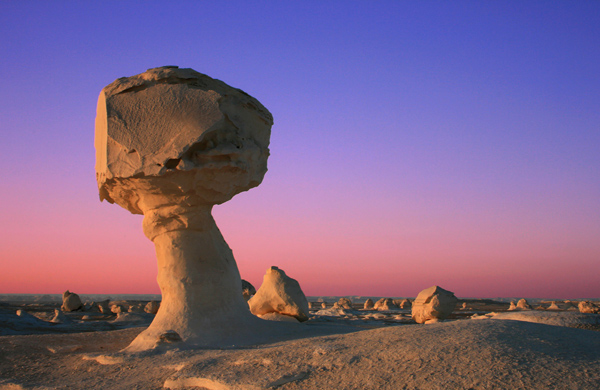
(1, 2, 599, 298)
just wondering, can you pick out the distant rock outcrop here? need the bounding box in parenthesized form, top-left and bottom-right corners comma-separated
(376, 298, 399, 311)
(411, 286, 458, 324)
(333, 298, 353, 310)
(508, 301, 517, 311)
(61, 291, 83, 312)
(363, 298, 374, 310)
(144, 301, 160, 314)
(248, 266, 310, 322)
(578, 301, 599, 314)
(547, 302, 560, 310)
(97, 300, 110, 314)
(51, 309, 73, 324)
(517, 299, 531, 310)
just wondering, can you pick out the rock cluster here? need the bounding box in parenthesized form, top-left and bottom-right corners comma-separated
(61, 291, 83, 312)
(248, 267, 309, 322)
(374, 298, 399, 311)
(333, 298, 353, 310)
(411, 286, 458, 324)
(578, 301, 599, 314)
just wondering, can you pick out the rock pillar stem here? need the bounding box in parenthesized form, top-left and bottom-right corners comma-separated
(125, 205, 258, 351)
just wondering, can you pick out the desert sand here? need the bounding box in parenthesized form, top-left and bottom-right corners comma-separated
(1, 297, 600, 389)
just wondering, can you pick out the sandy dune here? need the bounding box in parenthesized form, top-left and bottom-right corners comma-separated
(1, 316, 599, 389)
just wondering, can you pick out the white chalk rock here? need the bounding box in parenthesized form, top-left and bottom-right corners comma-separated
(363, 298, 374, 310)
(258, 312, 299, 323)
(321, 302, 327, 309)
(144, 301, 160, 314)
(97, 300, 110, 314)
(128, 303, 145, 313)
(517, 299, 531, 310)
(96, 66, 277, 351)
(333, 298, 353, 310)
(51, 309, 73, 324)
(61, 290, 83, 312)
(111, 304, 126, 314)
(376, 298, 399, 311)
(578, 301, 599, 314)
(508, 301, 517, 311)
(248, 266, 309, 322)
(547, 302, 560, 310)
(411, 286, 458, 324)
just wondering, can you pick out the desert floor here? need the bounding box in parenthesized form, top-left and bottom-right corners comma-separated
(1, 300, 599, 389)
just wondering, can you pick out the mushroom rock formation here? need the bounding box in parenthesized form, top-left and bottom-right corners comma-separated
(516, 299, 531, 310)
(61, 291, 83, 312)
(333, 298, 353, 310)
(248, 266, 309, 322)
(144, 301, 160, 314)
(96, 66, 276, 351)
(242, 279, 256, 301)
(376, 298, 399, 311)
(411, 286, 458, 324)
(508, 301, 517, 311)
(321, 302, 327, 309)
(547, 302, 560, 310)
(578, 301, 600, 314)
(460, 302, 468, 310)
(363, 298, 374, 310)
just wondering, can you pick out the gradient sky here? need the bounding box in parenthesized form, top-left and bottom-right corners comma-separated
(1, 2, 598, 298)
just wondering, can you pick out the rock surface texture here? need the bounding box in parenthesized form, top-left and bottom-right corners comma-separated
(242, 279, 256, 301)
(248, 267, 309, 322)
(579, 301, 599, 314)
(333, 298, 353, 310)
(517, 299, 532, 310)
(411, 286, 458, 324)
(94, 66, 276, 351)
(61, 291, 83, 312)
(373, 298, 399, 311)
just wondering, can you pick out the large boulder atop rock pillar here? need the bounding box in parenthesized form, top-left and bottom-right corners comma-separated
(248, 267, 309, 322)
(95, 66, 277, 351)
(61, 291, 83, 312)
(95, 66, 272, 214)
(411, 286, 458, 324)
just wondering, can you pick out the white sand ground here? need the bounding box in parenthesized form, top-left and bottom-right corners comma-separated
(1, 316, 599, 389)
